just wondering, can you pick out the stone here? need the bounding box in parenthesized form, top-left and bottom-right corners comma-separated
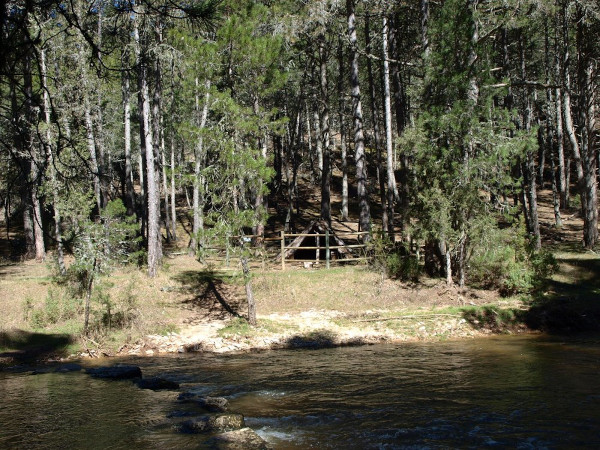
(177, 414, 245, 433)
(177, 393, 229, 412)
(207, 427, 271, 449)
(136, 377, 180, 390)
(86, 364, 142, 379)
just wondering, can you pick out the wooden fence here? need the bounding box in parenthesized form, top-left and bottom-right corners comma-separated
(277, 230, 370, 270)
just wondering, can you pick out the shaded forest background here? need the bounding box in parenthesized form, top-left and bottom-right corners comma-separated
(1, 0, 599, 293)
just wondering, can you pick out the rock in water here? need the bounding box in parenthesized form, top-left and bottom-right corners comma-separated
(86, 364, 142, 379)
(207, 428, 271, 449)
(136, 377, 180, 390)
(177, 393, 229, 412)
(54, 363, 83, 373)
(178, 414, 245, 433)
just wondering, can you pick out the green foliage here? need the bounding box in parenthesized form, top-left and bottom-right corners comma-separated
(468, 223, 558, 296)
(368, 234, 420, 282)
(29, 289, 80, 329)
(69, 199, 141, 281)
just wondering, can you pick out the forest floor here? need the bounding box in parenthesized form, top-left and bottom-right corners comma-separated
(2, 188, 600, 366)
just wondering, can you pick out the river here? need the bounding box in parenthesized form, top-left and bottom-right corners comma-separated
(1, 334, 599, 449)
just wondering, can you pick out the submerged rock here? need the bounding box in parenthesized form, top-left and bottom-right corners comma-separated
(86, 364, 142, 379)
(177, 393, 229, 412)
(136, 377, 180, 390)
(207, 427, 271, 449)
(55, 363, 83, 373)
(177, 414, 245, 433)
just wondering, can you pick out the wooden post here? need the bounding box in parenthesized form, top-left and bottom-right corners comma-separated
(316, 234, 320, 262)
(326, 230, 330, 269)
(280, 230, 285, 270)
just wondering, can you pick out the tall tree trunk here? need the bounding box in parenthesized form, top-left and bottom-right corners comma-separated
(135, 8, 161, 277)
(338, 39, 349, 221)
(519, 32, 541, 250)
(365, 14, 387, 233)
(95, 0, 108, 208)
(23, 53, 45, 261)
(122, 50, 136, 216)
(576, 6, 598, 248)
(190, 78, 210, 256)
(319, 34, 332, 225)
(553, 8, 567, 210)
(347, 0, 371, 238)
(383, 15, 398, 238)
(40, 48, 65, 273)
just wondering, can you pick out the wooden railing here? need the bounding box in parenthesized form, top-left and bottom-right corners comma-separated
(278, 230, 370, 270)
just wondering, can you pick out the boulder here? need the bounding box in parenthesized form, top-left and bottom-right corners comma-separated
(207, 427, 271, 449)
(86, 364, 142, 379)
(136, 377, 180, 390)
(178, 414, 245, 433)
(177, 393, 229, 412)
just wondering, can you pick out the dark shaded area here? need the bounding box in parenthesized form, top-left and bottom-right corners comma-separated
(463, 255, 600, 334)
(522, 256, 600, 333)
(0, 329, 74, 366)
(462, 306, 528, 333)
(284, 333, 336, 349)
(173, 270, 243, 322)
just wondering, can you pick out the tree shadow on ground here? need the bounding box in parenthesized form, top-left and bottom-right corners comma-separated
(0, 329, 74, 366)
(281, 329, 368, 350)
(463, 255, 600, 334)
(523, 256, 600, 333)
(172, 270, 244, 322)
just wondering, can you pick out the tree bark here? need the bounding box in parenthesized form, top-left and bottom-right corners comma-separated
(241, 255, 256, 326)
(40, 48, 65, 273)
(122, 50, 136, 216)
(347, 0, 371, 238)
(383, 15, 398, 238)
(190, 78, 210, 256)
(338, 39, 349, 221)
(319, 34, 331, 225)
(135, 8, 161, 277)
(365, 13, 387, 233)
(576, 6, 597, 249)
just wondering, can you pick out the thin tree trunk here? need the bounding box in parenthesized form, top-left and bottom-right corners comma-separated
(40, 48, 65, 273)
(347, 0, 371, 238)
(23, 54, 45, 261)
(383, 15, 398, 238)
(519, 32, 541, 250)
(190, 78, 210, 256)
(421, 0, 430, 58)
(135, 8, 161, 277)
(241, 255, 256, 326)
(319, 34, 331, 224)
(365, 14, 387, 233)
(122, 50, 135, 216)
(338, 39, 349, 221)
(553, 12, 567, 210)
(576, 6, 597, 248)
(170, 135, 177, 241)
(313, 103, 323, 180)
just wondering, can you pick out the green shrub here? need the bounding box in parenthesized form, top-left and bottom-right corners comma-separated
(368, 235, 420, 281)
(29, 289, 80, 329)
(386, 252, 421, 282)
(468, 225, 557, 296)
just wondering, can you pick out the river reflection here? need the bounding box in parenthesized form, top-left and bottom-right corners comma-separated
(1, 335, 599, 449)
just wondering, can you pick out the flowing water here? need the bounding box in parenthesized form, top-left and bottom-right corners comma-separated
(1, 335, 600, 449)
